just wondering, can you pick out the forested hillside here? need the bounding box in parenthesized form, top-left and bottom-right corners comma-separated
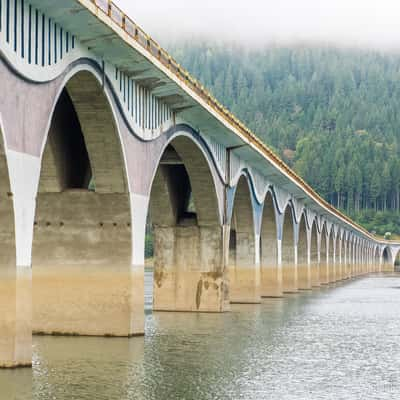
(169, 43, 400, 236)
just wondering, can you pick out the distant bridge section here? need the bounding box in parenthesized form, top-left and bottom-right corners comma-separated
(0, 0, 399, 368)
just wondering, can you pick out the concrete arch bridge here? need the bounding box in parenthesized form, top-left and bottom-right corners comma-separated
(0, 0, 399, 368)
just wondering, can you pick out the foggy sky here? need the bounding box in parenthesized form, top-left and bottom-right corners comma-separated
(113, 0, 400, 50)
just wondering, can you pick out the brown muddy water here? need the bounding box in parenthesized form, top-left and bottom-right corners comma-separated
(1, 272, 400, 399)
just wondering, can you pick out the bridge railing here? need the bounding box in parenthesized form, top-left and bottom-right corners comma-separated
(89, 0, 397, 243)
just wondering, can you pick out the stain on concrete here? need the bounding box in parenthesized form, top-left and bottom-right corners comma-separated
(196, 279, 203, 309)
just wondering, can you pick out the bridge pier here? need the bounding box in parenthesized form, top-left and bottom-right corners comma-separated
(297, 215, 311, 290)
(228, 177, 260, 304)
(281, 206, 298, 293)
(0, 267, 31, 368)
(150, 137, 229, 312)
(310, 221, 320, 287)
(260, 193, 282, 297)
(153, 225, 227, 311)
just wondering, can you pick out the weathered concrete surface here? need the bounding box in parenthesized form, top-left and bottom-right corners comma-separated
(0, 267, 31, 368)
(310, 263, 320, 287)
(229, 265, 261, 303)
(260, 195, 281, 297)
(32, 191, 143, 336)
(153, 226, 227, 312)
(319, 262, 330, 285)
(282, 265, 298, 293)
(261, 265, 283, 297)
(298, 264, 311, 290)
(33, 264, 142, 336)
(381, 263, 394, 273)
(229, 231, 260, 304)
(0, 136, 32, 367)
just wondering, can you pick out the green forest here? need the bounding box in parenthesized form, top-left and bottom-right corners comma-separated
(169, 43, 400, 237)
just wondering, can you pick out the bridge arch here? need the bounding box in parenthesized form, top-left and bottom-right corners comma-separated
(228, 174, 258, 303)
(260, 190, 280, 297)
(32, 69, 136, 337)
(150, 134, 226, 312)
(281, 202, 296, 292)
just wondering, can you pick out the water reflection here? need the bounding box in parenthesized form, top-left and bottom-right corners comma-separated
(0, 274, 400, 399)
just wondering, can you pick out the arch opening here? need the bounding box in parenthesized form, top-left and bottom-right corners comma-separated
(149, 135, 226, 312)
(228, 176, 258, 303)
(32, 71, 136, 337)
(260, 192, 280, 297)
(282, 204, 297, 292)
(297, 214, 310, 290)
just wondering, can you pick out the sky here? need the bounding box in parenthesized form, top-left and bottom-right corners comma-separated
(113, 0, 400, 50)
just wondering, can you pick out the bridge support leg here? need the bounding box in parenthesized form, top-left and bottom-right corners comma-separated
(298, 262, 311, 290)
(310, 262, 320, 287)
(153, 225, 229, 312)
(32, 191, 144, 337)
(229, 232, 260, 304)
(0, 267, 31, 368)
(0, 150, 39, 368)
(319, 262, 330, 285)
(261, 264, 283, 297)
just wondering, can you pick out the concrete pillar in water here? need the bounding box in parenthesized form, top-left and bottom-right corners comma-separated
(319, 225, 330, 285)
(260, 193, 282, 297)
(228, 177, 260, 304)
(281, 205, 297, 293)
(328, 228, 337, 283)
(0, 149, 37, 368)
(297, 214, 311, 290)
(310, 221, 320, 287)
(151, 137, 228, 312)
(153, 225, 227, 311)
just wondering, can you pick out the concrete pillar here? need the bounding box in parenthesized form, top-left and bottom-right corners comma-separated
(228, 177, 260, 304)
(310, 221, 319, 287)
(329, 232, 336, 283)
(260, 194, 282, 297)
(337, 236, 344, 280)
(281, 206, 297, 293)
(381, 247, 394, 272)
(153, 225, 227, 310)
(0, 150, 38, 368)
(151, 137, 228, 312)
(297, 215, 311, 290)
(319, 227, 329, 285)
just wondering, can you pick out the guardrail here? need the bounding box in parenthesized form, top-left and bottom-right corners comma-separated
(89, 0, 398, 243)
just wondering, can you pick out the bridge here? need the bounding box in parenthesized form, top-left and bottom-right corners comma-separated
(0, 0, 399, 368)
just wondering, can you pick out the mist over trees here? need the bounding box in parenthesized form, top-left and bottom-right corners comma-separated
(169, 43, 400, 235)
